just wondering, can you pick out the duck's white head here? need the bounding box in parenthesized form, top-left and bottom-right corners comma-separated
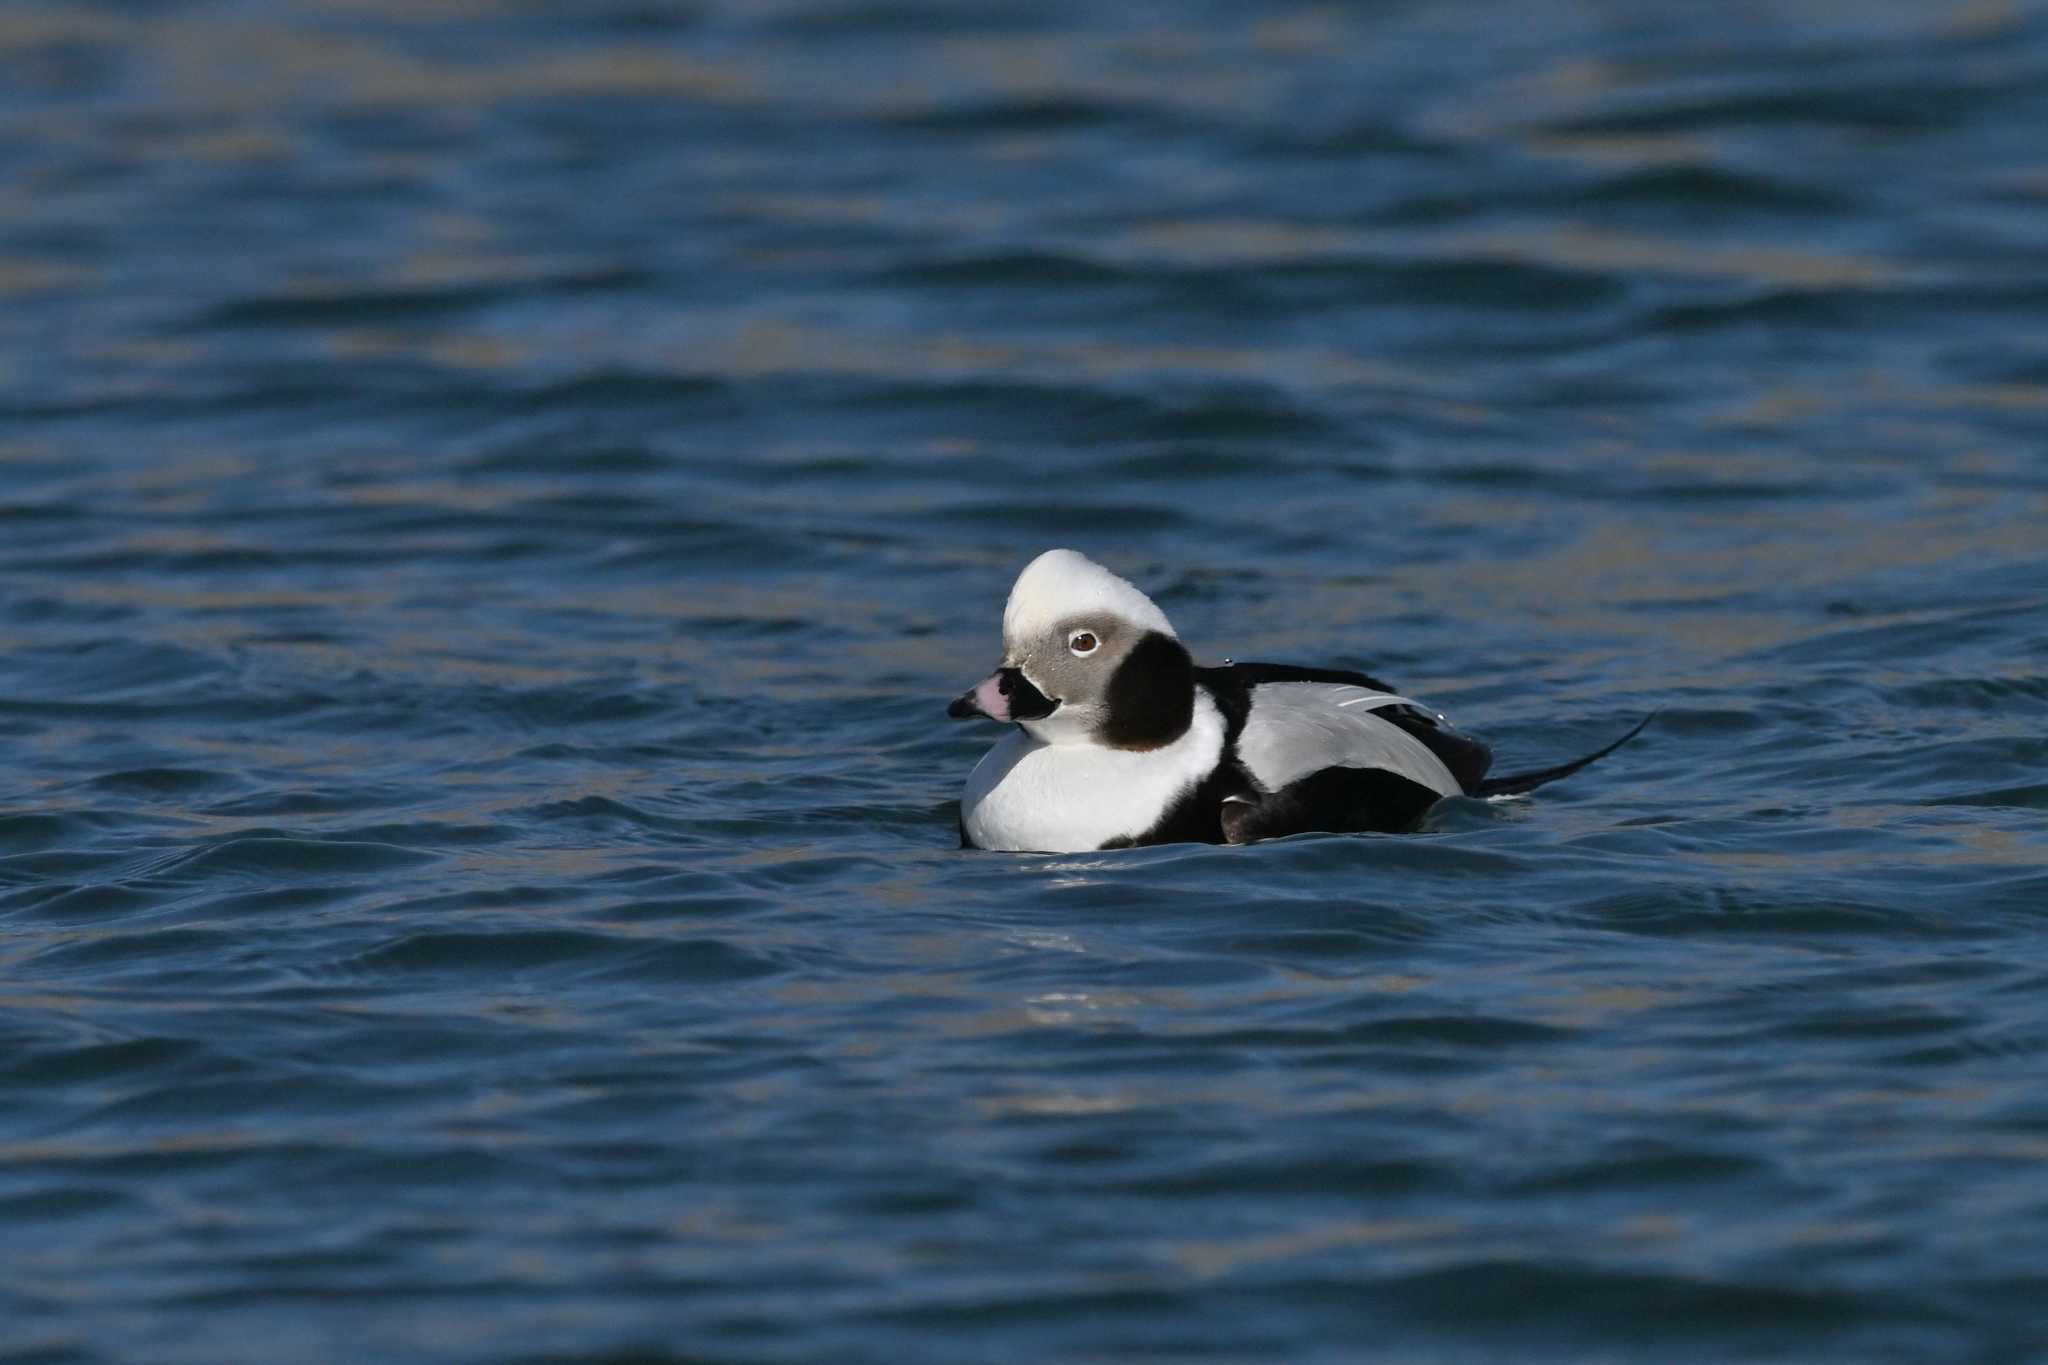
(949, 549, 1193, 749)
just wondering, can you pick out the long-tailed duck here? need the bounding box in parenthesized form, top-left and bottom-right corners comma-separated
(949, 548, 1644, 851)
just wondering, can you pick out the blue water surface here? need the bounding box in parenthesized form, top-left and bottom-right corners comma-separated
(3, 2, 2047, 1361)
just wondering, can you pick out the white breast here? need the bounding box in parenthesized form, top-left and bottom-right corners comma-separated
(1237, 682, 1461, 798)
(961, 692, 1226, 852)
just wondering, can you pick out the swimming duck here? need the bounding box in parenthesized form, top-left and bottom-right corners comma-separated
(949, 549, 1644, 851)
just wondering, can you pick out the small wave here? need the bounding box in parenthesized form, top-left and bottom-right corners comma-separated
(85, 767, 234, 798)
(884, 93, 1171, 134)
(190, 266, 651, 329)
(159, 836, 439, 879)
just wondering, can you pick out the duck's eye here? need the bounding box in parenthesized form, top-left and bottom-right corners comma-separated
(1068, 631, 1098, 657)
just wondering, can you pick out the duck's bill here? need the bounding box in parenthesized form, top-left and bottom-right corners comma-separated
(947, 667, 1057, 722)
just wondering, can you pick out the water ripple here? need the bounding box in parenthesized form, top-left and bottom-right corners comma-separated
(1, 2, 2044, 1362)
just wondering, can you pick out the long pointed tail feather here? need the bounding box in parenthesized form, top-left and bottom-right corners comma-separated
(1473, 713, 1655, 800)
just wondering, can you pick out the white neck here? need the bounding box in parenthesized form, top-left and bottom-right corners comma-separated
(960, 691, 1224, 852)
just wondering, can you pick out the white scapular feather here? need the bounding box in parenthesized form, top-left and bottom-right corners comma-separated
(1238, 682, 1461, 798)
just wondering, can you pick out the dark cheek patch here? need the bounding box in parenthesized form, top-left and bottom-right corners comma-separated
(1100, 632, 1194, 750)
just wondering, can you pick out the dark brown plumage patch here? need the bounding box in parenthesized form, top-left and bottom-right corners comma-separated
(1098, 632, 1194, 750)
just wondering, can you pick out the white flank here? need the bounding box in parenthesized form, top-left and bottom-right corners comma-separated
(961, 691, 1225, 852)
